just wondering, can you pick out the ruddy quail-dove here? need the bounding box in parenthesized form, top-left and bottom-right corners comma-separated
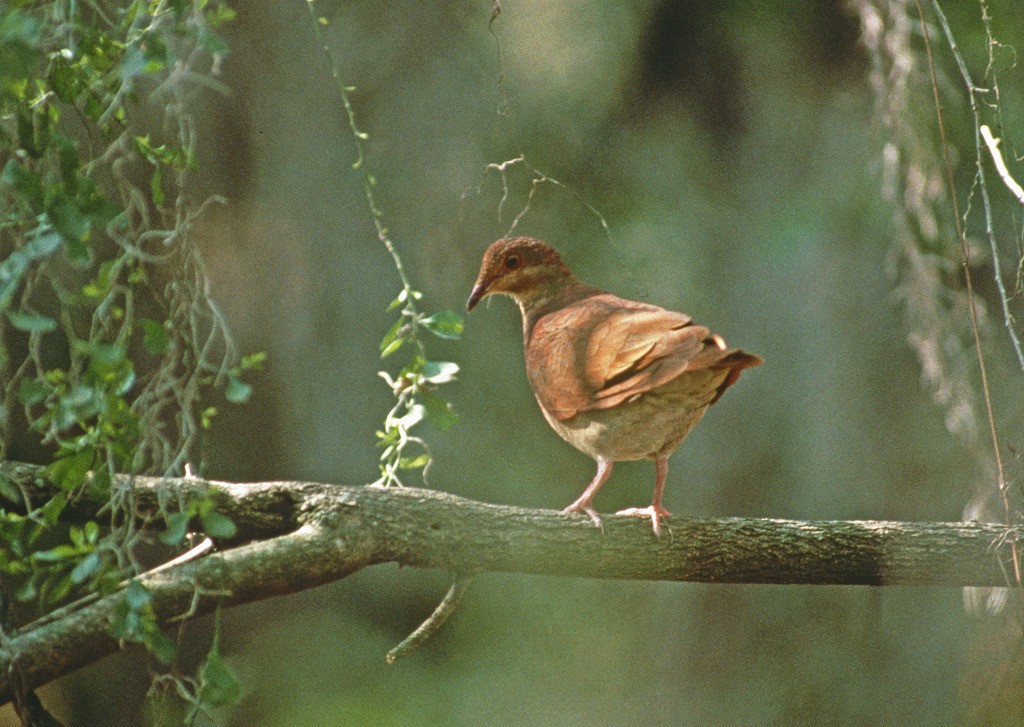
(467, 237, 762, 536)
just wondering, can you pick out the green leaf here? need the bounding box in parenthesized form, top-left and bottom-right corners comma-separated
(120, 34, 170, 81)
(48, 192, 91, 250)
(139, 318, 169, 355)
(78, 181, 120, 227)
(16, 110, 40, 158)
(385, 287, 421, 311)
(380, 338, 403, 357)
(32, 544, 78, 562)
(225, 375, 251, 404)
(1, 159, 43, 209)
(422, 391, 459, 431)
(159, 512, 190, 545)
(49, 60, 78, 103)
(48, 451, 93, 490)
(119, 46, 150, 81)
(375, 427, 399, 447)
(145, 628, 176, 665)
(88, 342, 127, 374)
(55, 384, 104, 428)
(379, 318, 405, 357)
(39, 493, 67, 524)
(197, 29, 230, 56)
(125, 580, 151, 610)
(43, 572, 75, 606)
(398, 454, 430, 470)
(115, 367, 136, 396)
(421, 360, 459, 385)
(82, 259, 115, 299)
(70, 552, 101, 584)
(0, 10, 42, 44)
(399, 354, 426, 379)
(88, 458, 114, 495)
(84, 520, 100, 544)
(198, 647, 241, 707)
(110, 599, 141, 639)
(15, 578, 36, 603)
(55, 135, 80, 190)
(0, 476, 20, 503)
(421, 311, 464, 340)
(0, 224, 62, 309)
(6, 310, 56, 333)
(200, 510, 237, 539)
(0, 11, 42, 82)
(207, 3, 238, 26)
(239, 351, 267, 371)
(18, 378, 49, 406)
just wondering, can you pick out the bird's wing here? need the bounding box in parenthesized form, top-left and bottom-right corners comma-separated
(527, 294, 760, 421)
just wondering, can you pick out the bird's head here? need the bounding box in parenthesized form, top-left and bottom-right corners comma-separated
(467, 237, 574, 312)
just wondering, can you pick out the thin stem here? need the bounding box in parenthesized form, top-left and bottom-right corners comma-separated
(303, 0, 417, 304)
(930, 0, 1024, 369)
(386, 575, 474, 664)
(917, 0, 1019, 584)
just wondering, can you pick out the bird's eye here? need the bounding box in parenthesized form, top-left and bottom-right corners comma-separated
(505, 255, 521, 269)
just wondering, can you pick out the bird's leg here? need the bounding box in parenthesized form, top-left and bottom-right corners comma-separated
(563, 457, 613, 527)
(616, 456, 672, 536)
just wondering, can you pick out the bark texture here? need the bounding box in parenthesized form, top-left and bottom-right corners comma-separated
(0, 461, 1017, 702)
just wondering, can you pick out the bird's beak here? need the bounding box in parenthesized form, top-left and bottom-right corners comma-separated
(466, 279, 491, 311)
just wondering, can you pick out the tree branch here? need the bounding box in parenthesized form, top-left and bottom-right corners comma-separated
(0, 461, 1017, 703)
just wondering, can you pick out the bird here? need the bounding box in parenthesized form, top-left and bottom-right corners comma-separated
(466, 237, 762, 536)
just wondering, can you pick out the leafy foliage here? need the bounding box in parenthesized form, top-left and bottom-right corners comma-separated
(305, 0, 463, 488)
(375, 296, 464, 486)
(0, 0, 245, 719)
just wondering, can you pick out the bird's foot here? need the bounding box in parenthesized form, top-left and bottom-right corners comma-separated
(562, 502, 603, 528)
(615, 505, 671, 537)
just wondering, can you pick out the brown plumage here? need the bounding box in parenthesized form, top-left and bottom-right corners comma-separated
(467, 237, 761, 535)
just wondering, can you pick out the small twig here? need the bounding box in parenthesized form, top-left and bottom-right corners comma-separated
(387, 575, 474, 664)
(980, 125, 1024, 206)
(20, 538, 215, 634)
(916, 0, 1021, 584)
(145, 537, 215, 577)
(930, 1, 1024, 371)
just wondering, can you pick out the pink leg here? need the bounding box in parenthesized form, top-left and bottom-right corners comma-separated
(563, 457, 613, 527)
(616, 457, 672, 536)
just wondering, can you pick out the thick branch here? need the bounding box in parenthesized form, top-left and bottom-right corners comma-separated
(0, 461, 1017, 702)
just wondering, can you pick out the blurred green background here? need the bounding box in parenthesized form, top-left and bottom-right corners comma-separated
(17, 0, 1024, 724)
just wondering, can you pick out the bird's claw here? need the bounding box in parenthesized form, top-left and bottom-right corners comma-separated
(562, 503, 603, 528)
(615, 505, 671, 537)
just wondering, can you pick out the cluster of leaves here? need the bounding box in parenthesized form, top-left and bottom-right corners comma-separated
(375, 289, 463, 487)
(1, 0, 243, 718)
(159, 490, 237, 546)
(111, 580, 175, 663)
(119, 585, 240, 724)
(0, 500, 118, 608)
(305, 1, 464, 489)
(144, 623, 239, 726)
(1, 4, 237, 453)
